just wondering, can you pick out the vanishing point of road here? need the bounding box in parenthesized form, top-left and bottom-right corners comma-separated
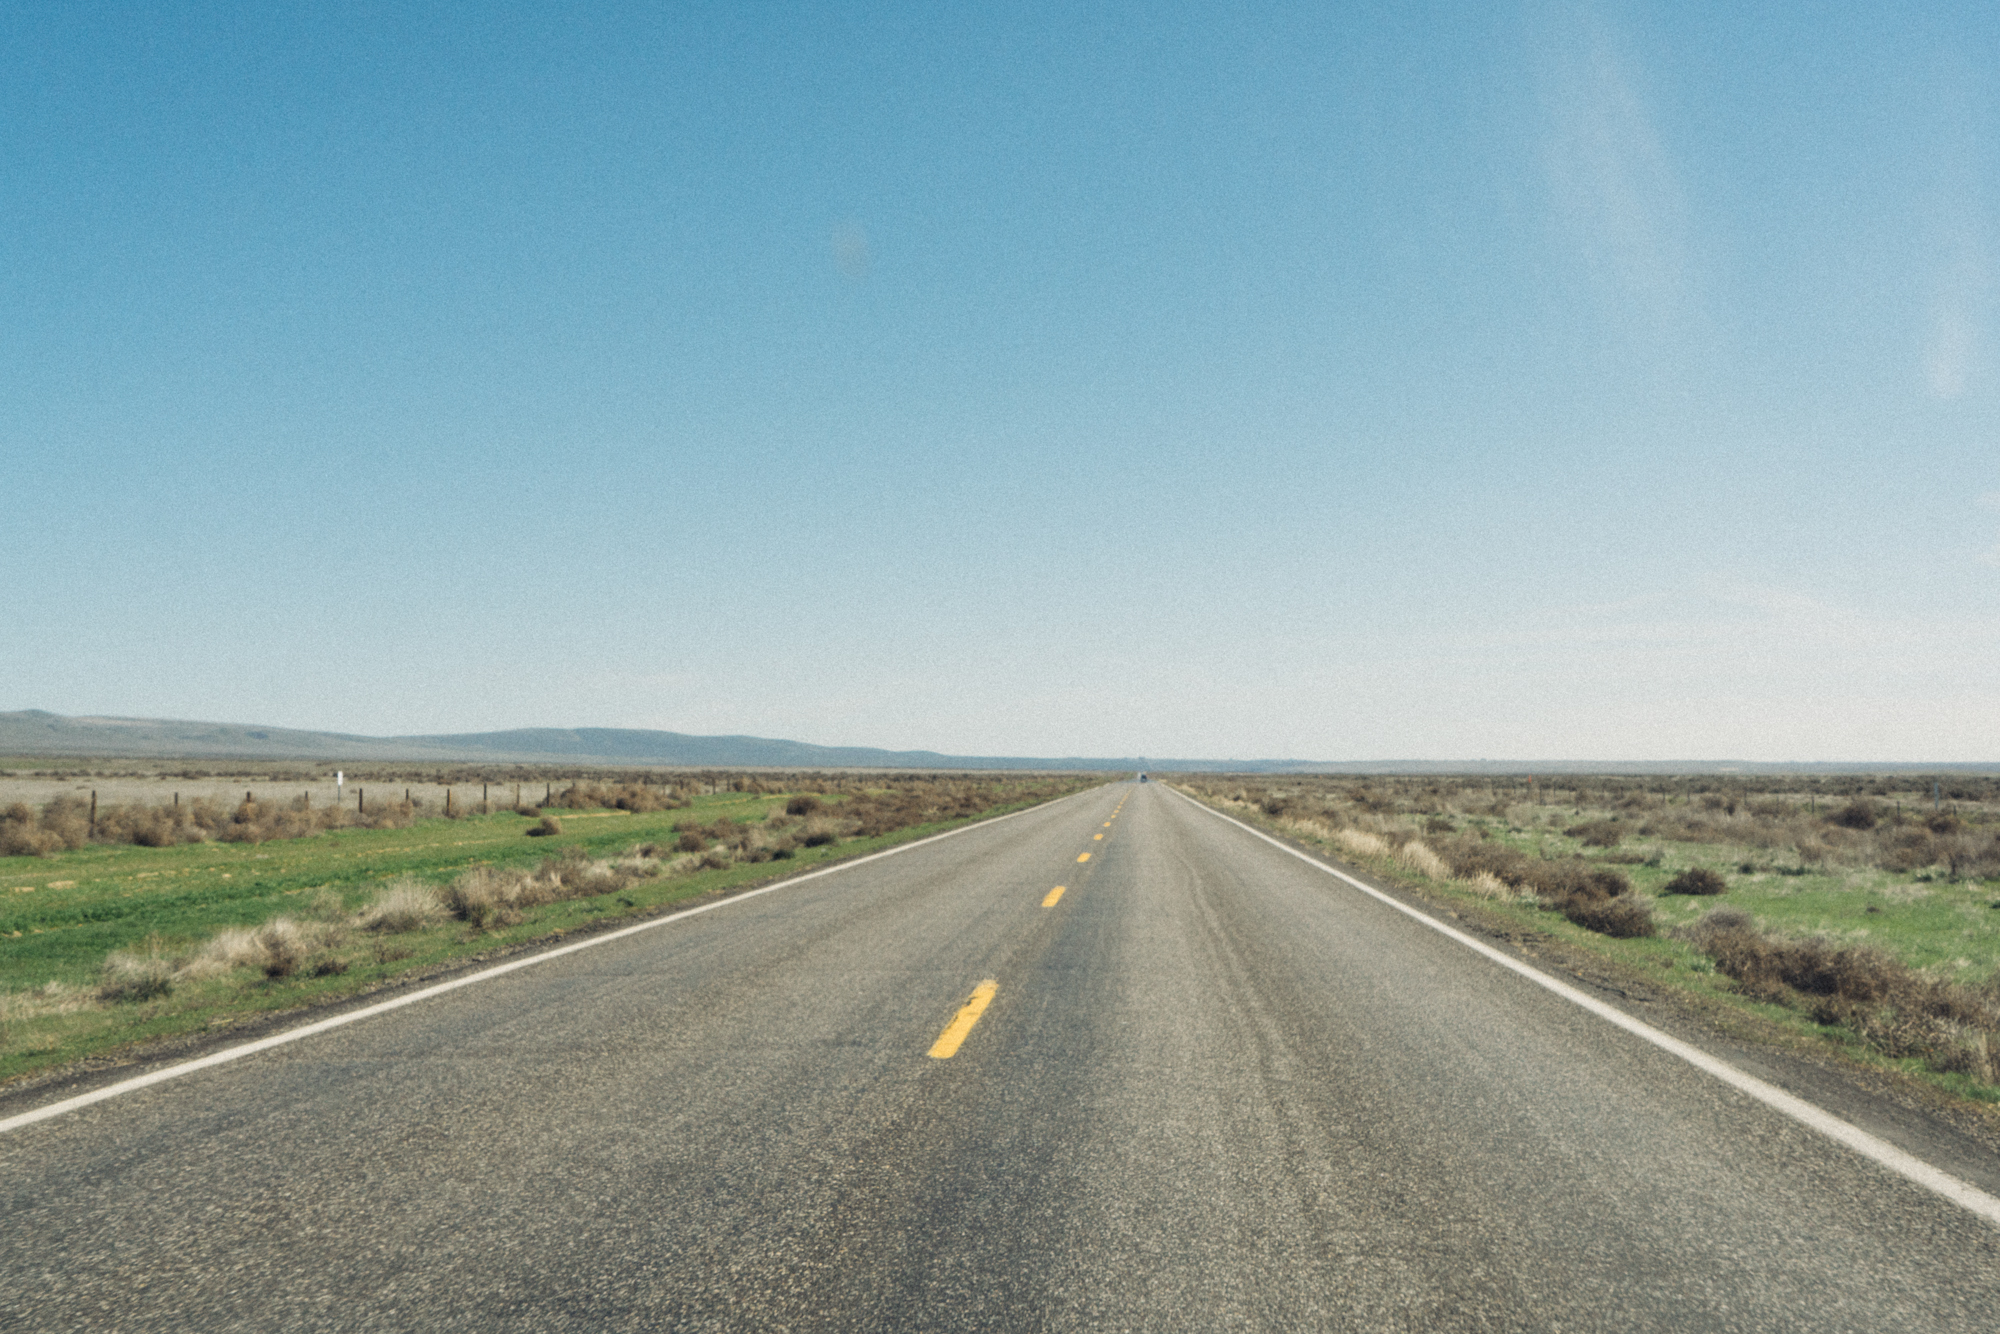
(4, 780, 1998, 1331)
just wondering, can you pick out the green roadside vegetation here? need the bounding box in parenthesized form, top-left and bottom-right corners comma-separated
(0, 775, 1092, 1085)
(1171, 774, 2000, 1113)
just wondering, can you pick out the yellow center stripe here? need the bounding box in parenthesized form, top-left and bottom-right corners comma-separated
(1043, 885, 1065, 907)
(1093, 833, 1103, 840)
(928, 980, 998, 1058)
(1076, 852, 1090, 862)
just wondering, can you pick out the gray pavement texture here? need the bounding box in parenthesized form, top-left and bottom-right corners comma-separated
(4, 781, 1998, 1332)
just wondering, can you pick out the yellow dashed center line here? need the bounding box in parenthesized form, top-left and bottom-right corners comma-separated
(928, 980, 998, 1058)
(1043, 885, 1065, 907)
(1076, 852, 1090, 863)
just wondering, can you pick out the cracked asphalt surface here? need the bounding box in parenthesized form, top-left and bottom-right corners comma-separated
(4, 780, 1997, 1331)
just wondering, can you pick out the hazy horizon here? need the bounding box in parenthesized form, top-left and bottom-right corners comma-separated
(7, 3, 1997, 762)
(7, 708, 1998, 774)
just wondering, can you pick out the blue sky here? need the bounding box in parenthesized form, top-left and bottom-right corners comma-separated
(5, 1, 1997, 761)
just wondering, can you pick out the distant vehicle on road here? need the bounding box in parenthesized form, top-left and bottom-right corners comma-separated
(1137, 772, 1148, 783)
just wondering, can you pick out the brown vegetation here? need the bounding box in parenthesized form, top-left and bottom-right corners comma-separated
(1175, 773, 2000, 883)
(1662, 867, 1729, 896)
(1679, 907, 1999, 1081)
(545, 781, 689, 814)
(1, 793, 417, 856)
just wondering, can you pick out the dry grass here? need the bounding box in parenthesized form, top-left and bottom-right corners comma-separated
(1335, 828, 1391, 859)
(357, 878, 446, 933)
(1396, 839, 1450, 879)
(96, 949, 176, 1002)
(0, 979, 97, 1023)
(1260, 794, 1653, 936)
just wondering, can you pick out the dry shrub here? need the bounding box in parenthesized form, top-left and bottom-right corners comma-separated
(1662, 867, 1728, 896)
(1, 789, 416, 858)
(359, 879, 446, 933)
(439, 851, 663, 930)
(252, 920, 306, 980)
(786, 795, 821, 816)
(1678, 906, 2000, 1078)
(526, 816, 563, 837)
(1931, 1024, 1997, 1083)
(1514, 857, 1652, 937)
(1879, 827, 1940, 873)
(99, 950, 176, 1002)
(1439, 836, 1633, 909)
(547, 781, 687, 814)
(1397, 840, 1449, 879)
(730, 822, 798, 864)
(187, 926, 270, 976)
(1683, 908, 1905, 1006)
(0, 821, 63, 857)
(1827, 799, 1878, 831)
(1942, 833, 2000, 880)
(37, 797, 91, 849)
(1335, 828, 1390, 859)
(253, 918, 323, 978)
(444, 867, 528, 930)
(1566, 819, 1625, 848)
(1535, 861, 1631, 903)
(1561, 894, 1657, 937)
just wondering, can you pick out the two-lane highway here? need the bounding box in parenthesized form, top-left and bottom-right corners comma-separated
(4, 780, 1997, 1331)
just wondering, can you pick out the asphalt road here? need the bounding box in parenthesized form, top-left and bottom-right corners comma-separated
(4, 780, 1998, 1331)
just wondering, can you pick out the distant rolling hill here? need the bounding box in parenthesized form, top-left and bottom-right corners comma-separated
(0, 710, 1132, 770)
(2, 711, 1993, 774)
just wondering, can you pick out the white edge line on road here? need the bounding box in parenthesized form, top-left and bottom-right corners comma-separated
(1169, 785, 2000, 1229)
(0, 788, 1098, 1137)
